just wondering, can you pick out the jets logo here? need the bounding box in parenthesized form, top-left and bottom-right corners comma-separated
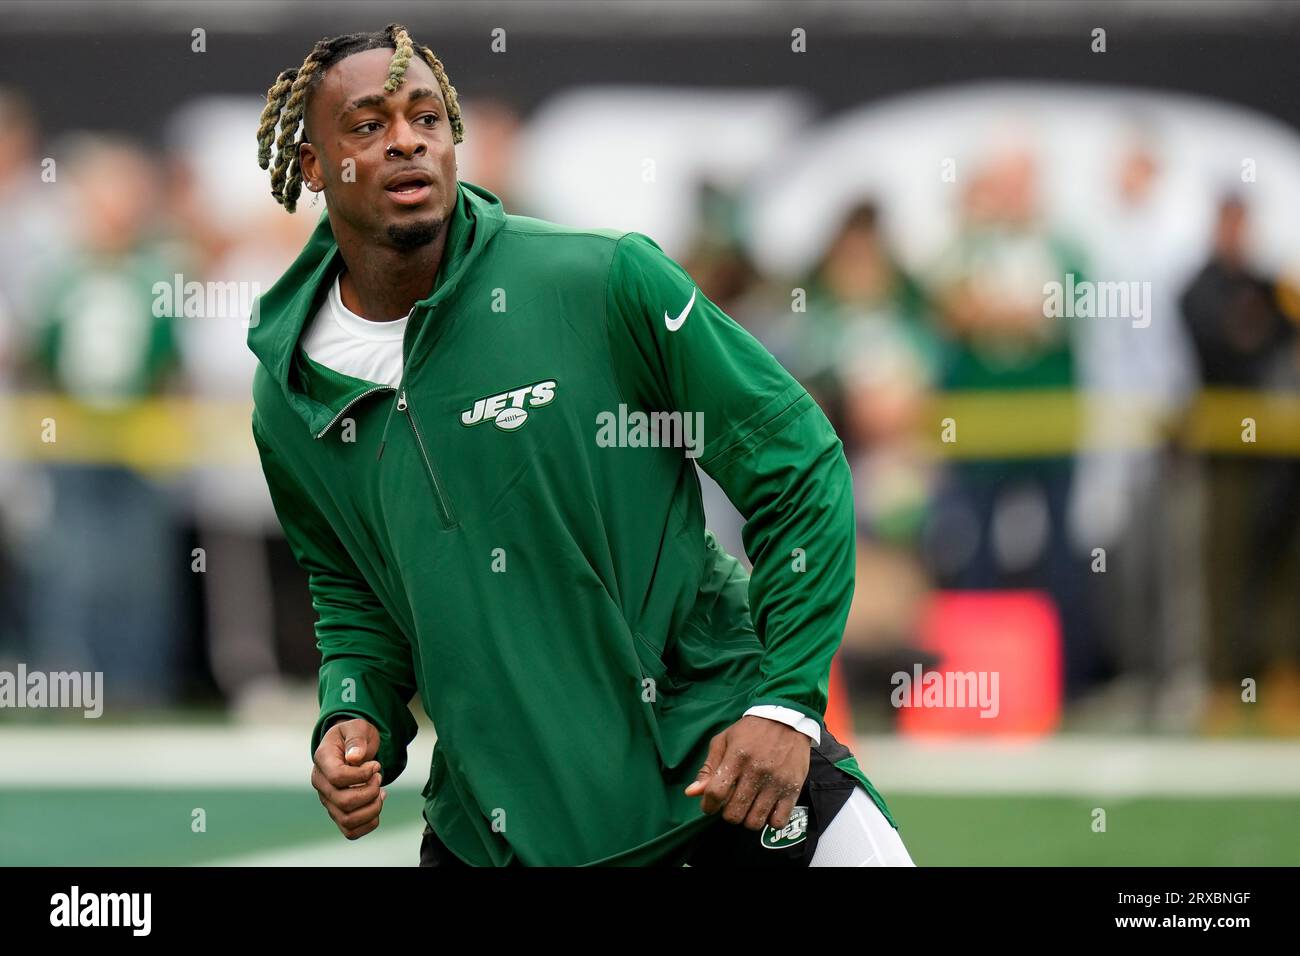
(460, 380, 556, 431)
(759, 806, 809, 850)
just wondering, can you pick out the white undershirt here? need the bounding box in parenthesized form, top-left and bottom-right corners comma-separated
(301, 272, 819, 745)
(300, 274, 409, 388)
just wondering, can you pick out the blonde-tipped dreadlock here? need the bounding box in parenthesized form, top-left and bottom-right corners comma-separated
(256, 23, 465, 213)
(384, 28, 413, 93)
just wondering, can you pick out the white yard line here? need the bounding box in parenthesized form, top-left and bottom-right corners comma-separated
(0, 725, 435, 789)
(2, 727, 1299, 797)
(854, 736, 1300, 797)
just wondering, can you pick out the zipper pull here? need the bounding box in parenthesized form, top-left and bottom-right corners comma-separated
(376, 388, 403, 461)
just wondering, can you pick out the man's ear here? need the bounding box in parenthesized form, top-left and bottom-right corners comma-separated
(298, 141, 322, 191)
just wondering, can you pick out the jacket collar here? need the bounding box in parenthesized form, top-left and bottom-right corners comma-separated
(248, 179, 507, 436)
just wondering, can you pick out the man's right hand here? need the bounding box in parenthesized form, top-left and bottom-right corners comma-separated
(311, 716, 386, 840)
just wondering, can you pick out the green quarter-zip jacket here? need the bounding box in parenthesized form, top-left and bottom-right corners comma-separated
(248, 180, 894, 866)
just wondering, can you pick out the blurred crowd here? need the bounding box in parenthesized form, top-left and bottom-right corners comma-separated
(1, 80, 1299, 735)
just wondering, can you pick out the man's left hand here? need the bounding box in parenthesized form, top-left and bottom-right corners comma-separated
(684, 715, 811, 830)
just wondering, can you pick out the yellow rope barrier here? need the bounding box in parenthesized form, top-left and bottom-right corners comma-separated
(1, 389, 1298, 471)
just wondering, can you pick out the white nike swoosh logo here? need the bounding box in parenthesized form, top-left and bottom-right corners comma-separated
(664, 288, 696, 332)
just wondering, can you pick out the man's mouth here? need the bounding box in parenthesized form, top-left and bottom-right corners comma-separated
(384, 173, 434, 206)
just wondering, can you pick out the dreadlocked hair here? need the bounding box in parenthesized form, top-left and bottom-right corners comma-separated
(256, 22, 465, 213)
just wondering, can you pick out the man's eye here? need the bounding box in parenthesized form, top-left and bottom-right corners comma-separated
(417, 114, 439, 126)
(355, 121, 381, 134)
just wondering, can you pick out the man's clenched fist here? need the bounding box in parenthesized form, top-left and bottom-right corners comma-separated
(311, 716, 386, 839)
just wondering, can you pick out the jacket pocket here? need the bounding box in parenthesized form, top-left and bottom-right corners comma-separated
(664, 618, 762, 701)
(632, 630, 669, 685)
(660, 537, 765, 702)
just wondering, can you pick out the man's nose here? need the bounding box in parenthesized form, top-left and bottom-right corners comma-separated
(386, 122, 427, 159)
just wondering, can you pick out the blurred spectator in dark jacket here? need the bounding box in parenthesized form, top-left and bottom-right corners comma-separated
(1181, 195, 1292, 385)
(1182, 194, 1300, 733)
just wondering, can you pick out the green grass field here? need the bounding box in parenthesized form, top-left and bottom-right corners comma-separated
(888, 794, 1299, 866)
(2, 789, 1297, 866)
(3, 727, 1297, 866)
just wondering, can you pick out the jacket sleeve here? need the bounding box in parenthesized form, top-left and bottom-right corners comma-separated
(252, 416, 419, 780)
(604, 232, 857, 724)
